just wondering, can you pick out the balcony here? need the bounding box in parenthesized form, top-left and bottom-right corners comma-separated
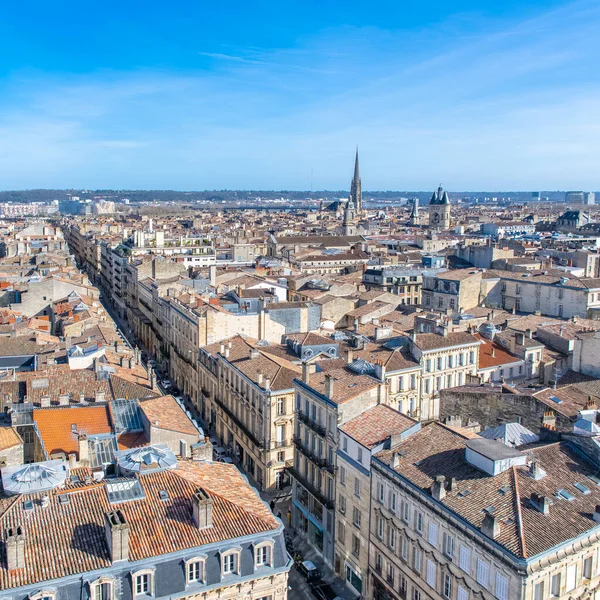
(293, 436, 326, 468)
(212, 394, 265, 450)
(288, 466, 334, 510)
(297, 411, 326, 437)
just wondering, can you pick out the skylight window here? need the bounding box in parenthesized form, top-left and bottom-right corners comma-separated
(549, 396, 563, 404)
(106, 479, 145, 504)
(557, 489, 575, 501)
(589, 475, 600, 486)
(574, 482, 591, 495)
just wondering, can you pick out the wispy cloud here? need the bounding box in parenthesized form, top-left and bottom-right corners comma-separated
(0, 0, 599, 189)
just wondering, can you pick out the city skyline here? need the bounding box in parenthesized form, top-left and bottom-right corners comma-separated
(0, 0, 598, 190)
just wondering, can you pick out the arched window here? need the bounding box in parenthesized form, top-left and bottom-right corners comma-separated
(90, 577, 114, 600)
(254, 539, 275, 569)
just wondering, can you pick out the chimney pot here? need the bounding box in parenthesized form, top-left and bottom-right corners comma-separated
(5, 525, 26, 570)
(481, 513, 500, 539)
(324, 375, 334, 399)
(192, 487, 214, 529)
(105, 510, 130, 562)
(431, 475, 446, 501)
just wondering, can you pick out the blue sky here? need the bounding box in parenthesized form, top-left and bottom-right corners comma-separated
(0, 0, 598, 190)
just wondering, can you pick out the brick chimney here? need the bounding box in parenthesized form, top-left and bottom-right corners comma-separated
(5, 526, 25, 570)
(105, 510, 130, 562)
(192, 488, 214, 529)
(78, 434, 89, 465)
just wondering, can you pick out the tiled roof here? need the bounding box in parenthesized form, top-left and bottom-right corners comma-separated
(33, 406, 112, 458)
(474, 334, 520, 369)
(340, 405, 416, 448)
(140, 395, 199, 436)
(376, 424, 600, 559)
(414, 332, 479, 351)
(0, 427, 22, 451)
(0, 460, 278, 590)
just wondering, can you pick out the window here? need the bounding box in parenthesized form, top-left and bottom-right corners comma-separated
(337, 521, 345, 544)
(476, 559, 489, 589)
(459, 545, 471, 573)
(357, 447, 363, 463)
(388, 526, 396, 550)
(495, 574, 508, 600)
(443, 533, 454, 558)
(457, 586, 469, 600)
(277, 398, 285, 415)
(551, 573, 561, 596)
(428, 521, 438, 546)
(443, 574, 452, 599)
(377, 516, 384, 539)
(412, 590, 421, 600)
(390, 491, 397, 513)
(134, 572, 152, 596)
(378, 482, 385, 503)
(426, 559, 436, 588)
(221, 550, 240, 576)
(352, 534, 360, 557)
(566, 564, 577, 591)
(340, 466, 346, 486)
(415, 511, 423, 534)
(387, 563, 395, 586)
(339, 494, 346, 514)
(255, 543, 272, 567)
(91, 580, 113, 600)
(399, 575, 408, 599)
(412, 547, 422, 573)
(401, 535, 409, 560)
(584, 556, 593, 579)
(186, 559, 205, 584)
(342, 436, 348, 452)
(375, 552, 382, 573)
(354, 477, 361, 498)
(534, 582, 544, 600)
(402, 501, 410, 523)
(353, 507, 361, 528)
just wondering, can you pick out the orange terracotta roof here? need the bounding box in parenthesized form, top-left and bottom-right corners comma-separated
(33, 406, 112, 458)
(139, 395, 198, 436)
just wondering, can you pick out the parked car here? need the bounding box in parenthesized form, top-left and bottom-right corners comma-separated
(160, 379, 172, 389)
(217, 456, 233, 464)
(297, 560, 321, 582)
(308, 582, 343, 600)
(213, 446, 227, 460)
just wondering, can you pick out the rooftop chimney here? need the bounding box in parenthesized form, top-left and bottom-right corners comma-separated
(302, 362, 316, 384)
(40, 395, 51, 408)
(481, 513, 500, 540)
(105, 510, 130, 562)
(224, 348, 230, 359)
(249, 349, 260, 359)
(192, 487, 214, 529)
(58, 393, 70, 406)
(257, 372, 264, 385)
(78, 434, 90, 465)
(531, 493, 551, 515)
(431, 475, 446, 501)
(5, 526, 25, 570)
(324, 375, 334, 399)
(346, 349, 354, 365)
(94, 390, 106, 403)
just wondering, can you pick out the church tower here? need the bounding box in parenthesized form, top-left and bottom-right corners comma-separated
(428, 185, 451, 230)
(409, 198, 420, 226)
(342, 198, 357, 236)
(349, 147, 362, 214)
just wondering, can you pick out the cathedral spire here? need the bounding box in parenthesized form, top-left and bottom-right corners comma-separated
(350, 146, 362, 214)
